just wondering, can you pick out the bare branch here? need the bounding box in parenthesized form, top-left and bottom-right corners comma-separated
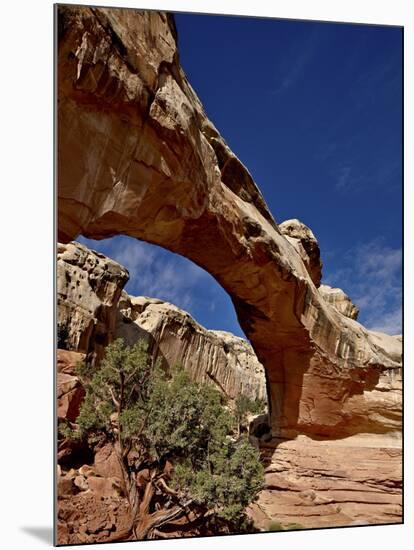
(156, 478, 178, 496)
(109, 387, 120, 408)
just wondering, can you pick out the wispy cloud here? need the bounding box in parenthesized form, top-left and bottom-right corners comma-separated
(349, 59, 401, 112)
(77, 236, 208, 313)
(75, 235, 246, 337)
(335, 164, 352, 191)
(274, 49, 312, 94)
(332, 161, 367, 194)
(369, 306, 402, 335)
(329, 157, 401, 195)
(324, 238, 402, 335)
(272, 29, 319, 95)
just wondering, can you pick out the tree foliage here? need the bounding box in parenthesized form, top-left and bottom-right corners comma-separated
(64, 338, 264, 539)
(234, 394, 267, 436)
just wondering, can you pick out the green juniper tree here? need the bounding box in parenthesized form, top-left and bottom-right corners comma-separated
(234, 394, 266, 437)
(65, 338, 264, 540)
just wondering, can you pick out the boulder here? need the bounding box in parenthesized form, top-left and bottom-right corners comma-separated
(57, 371, 85, 422)
(74, 475, 89, 491)
(87, 476, 122, 499)
(79, 465, 95, 478)
(58, 475, 75, 497)
(93, 443, 123, 481)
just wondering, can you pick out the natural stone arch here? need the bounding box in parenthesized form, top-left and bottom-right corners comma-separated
(57, 5, 401, 439)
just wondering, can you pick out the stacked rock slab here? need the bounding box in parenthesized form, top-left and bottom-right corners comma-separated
(57, 5, 402, 439)
(57, 241, 266, 401)
(247, 436, 402, 530)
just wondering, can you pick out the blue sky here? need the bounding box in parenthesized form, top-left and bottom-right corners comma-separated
(79, 13, 402, 337)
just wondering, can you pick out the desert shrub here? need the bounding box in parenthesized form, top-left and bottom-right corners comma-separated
(67, 338, 264, 538)
(234, 394, 267, 435)
(268, 521, 284, 531)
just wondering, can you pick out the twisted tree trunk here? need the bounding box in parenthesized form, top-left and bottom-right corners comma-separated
(134, 498, 194, 539)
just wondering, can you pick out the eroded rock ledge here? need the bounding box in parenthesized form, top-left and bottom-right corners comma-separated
(247, 437, 402, 530)
(57, 5, 402, 439)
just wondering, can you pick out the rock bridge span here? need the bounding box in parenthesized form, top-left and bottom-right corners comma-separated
(57, 5, 401, 439)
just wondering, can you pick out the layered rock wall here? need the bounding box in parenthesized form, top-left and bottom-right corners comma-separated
(248, 437, 402, 530)
(116, 293, 266, 401)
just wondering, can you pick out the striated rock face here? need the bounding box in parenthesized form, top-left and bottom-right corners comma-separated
(116, 293, 266, 401)
(247, 437, 402, 530)
(57, 5, 402, 439)
(57, 242, 129, 362)
(319, 284, 359, 320)
(57, 240, 266, 401)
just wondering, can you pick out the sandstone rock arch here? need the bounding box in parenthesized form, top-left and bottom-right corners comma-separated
(57, 5, 401, 439)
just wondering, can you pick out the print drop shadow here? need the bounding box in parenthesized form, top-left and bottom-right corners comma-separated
(20, 526, 53, 545)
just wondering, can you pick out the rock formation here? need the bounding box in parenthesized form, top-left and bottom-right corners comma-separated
(57, 350, 86, 423)
(116, 292, 266, 401)
(56, 5, 402, 536)
(57, 5, 402, 439)
(319, 284, 359, 320)
(57, 240, 266, 401)
(57, 241, 128, 362)
(279, 219, 322, 287)
(56, 238, 402, 533)
(247, 437, 402, 530)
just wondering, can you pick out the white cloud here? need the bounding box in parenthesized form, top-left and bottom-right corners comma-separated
(369, 307, 402, 335)
(273, 29, 318, 95)
(335, 165, 352, 190)
(78, 236, 209, 313)
(324, 238, 402, 335)
(112, 240, 156, 272)
(333, 162, 368, 193)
